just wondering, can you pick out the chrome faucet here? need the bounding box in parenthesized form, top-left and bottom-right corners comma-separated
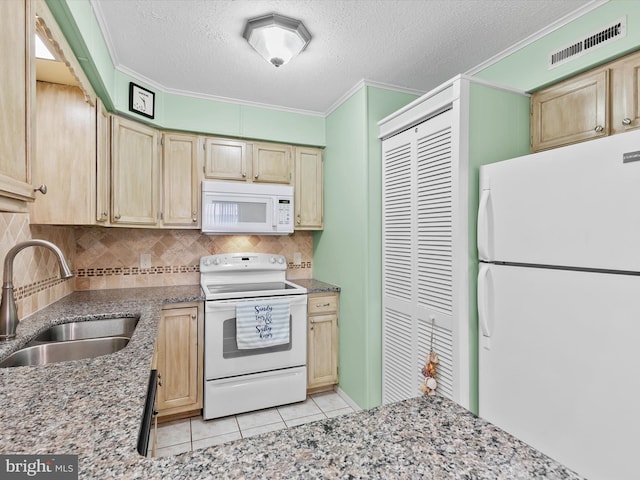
(0, 240, 73, 341)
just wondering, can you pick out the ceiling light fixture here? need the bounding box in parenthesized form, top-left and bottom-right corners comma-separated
(243, 13, 311, 68)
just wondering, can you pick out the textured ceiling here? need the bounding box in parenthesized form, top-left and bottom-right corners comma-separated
(91, 0, 593, 115)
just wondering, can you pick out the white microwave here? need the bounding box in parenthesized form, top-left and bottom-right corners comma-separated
(201, 181, 294, 235)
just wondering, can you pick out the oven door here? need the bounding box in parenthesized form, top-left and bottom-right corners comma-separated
(204, 294, 307, 380)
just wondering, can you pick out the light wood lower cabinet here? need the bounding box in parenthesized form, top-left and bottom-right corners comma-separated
(153, 302, 203, 420)
(307, 292, 339, 392)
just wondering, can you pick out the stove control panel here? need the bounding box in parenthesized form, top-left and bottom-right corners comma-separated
(200, 253, 287, 272)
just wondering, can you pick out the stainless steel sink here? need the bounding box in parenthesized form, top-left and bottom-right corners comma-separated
(28, 316, 139, 344)
(0, 336, 131, 368)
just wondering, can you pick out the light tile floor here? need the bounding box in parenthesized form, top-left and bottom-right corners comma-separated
(154, 391, 356, 457)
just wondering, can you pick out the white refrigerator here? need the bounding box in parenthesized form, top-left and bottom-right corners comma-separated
(477, 129, 640, 480)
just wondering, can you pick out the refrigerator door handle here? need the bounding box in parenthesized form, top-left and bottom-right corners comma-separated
(477, 189, 491, 261)
(477, 263, 492, 350)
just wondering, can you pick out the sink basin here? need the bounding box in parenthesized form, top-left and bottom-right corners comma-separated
(28, 316, 139, 344)
(0, 336, 131, 368)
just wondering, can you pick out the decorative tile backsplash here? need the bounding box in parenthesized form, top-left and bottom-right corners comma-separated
(0, 214, 75, 319)
(0, 212, 314, 318)
(73, 227, 314, 291)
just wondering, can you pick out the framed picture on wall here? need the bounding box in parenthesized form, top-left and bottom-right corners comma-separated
(129, 82, 155, 119)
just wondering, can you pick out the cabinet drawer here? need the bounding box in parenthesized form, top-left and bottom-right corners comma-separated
(308, 294, 337, 314)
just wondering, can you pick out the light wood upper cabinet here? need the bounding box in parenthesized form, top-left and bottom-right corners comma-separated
(154, 303, 203, 419)
(30, 82, 96, 224)
(531, 70, 609, 152)
(162, 133, 200, 227)
(111, 116, 160, 226)
(612, 50, 640, 134)
(294, 146, 323, 230)
(307, 292, 339, 392)
(203, 137, 249, 181)
(531, 49, 640, 152)
(96, 99, 110, 224)
(252, 142, 292, 184)
(0, 0, 35, 212)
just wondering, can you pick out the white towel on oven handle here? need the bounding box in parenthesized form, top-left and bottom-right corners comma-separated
(235, 298, 290, 349)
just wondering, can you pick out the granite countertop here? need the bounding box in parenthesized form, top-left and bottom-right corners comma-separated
(289, 278, 340, 293)
(0, 286, 582, 479)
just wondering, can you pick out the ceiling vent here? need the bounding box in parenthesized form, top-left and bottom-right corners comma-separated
(548, 17, 626, 69)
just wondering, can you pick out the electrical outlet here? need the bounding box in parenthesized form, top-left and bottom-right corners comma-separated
(140, 253, 151, 269)
(293, 252, 302, 265)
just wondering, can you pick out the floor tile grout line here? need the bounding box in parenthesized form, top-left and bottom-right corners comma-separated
(157, 393, 354, 455)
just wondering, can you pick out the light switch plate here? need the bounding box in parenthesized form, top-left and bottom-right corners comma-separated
(293, 252, 302, 265)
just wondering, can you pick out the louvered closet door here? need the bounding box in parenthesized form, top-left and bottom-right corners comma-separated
(382, 109, 455, 404)
(382, 125, 415, 404)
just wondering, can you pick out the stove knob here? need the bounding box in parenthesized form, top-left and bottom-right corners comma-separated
(277, 256, 285, 264)
(203, 258, 212, 267)
(270, 257, 276, 264)
(212, 258, 220, 266)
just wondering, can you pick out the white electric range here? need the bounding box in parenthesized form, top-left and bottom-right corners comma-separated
(200, 252, 307, 419)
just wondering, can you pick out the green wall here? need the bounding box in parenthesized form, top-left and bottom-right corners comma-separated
(47, 0, 325, 146)
(314, 86, 417, 409)
(466, 83, 531, 413)
(476, 0, 640, 91)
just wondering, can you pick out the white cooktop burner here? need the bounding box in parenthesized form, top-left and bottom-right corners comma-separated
(200, 253, 306, 301)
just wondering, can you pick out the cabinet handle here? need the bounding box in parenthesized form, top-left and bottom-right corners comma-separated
(594, 125, 604, 133)
(242, 172, 247, 178)
(157, 373, 163, 387)
(192, 211, 197, 222)
(622, 118, 632, 126)
(254, 174, 259, 179)
(316, 303, 331, 307)
(191, 314, 196, 320)
(33, 184, 47, 195)
(114, 213, 121, 220)
(101, 211, 108, 218)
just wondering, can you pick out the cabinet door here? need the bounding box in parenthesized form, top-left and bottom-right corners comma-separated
(155, 306, 199, 413)
(162, 133, 199, 227)
(252, 142, 292, 184)
(96, 99, 110, 224)
(203, 137, 248, 181)
(531, 69, 609, 152)
(307, 312, 338, 389)
(294, 147, 323, 230)
(615, 50, 640, 134)
(0, 0, 35, 211)
(31, 82, 96, 224)
(111, 116, 159, 225)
